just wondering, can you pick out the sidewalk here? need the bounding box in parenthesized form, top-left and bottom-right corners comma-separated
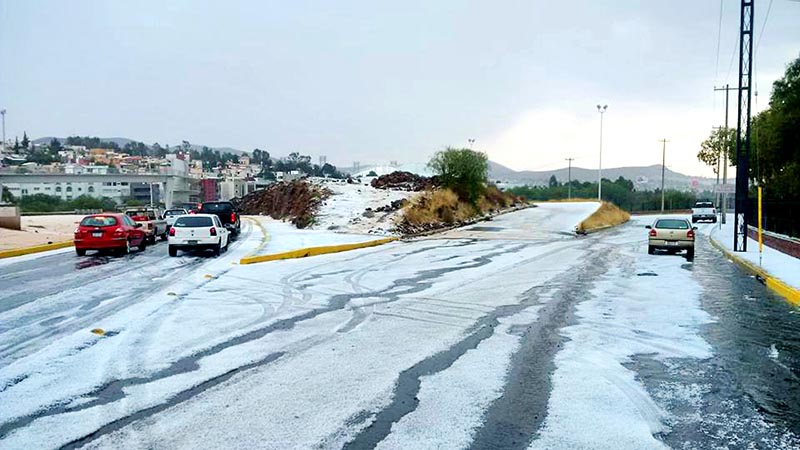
(709, 216, 800, 304)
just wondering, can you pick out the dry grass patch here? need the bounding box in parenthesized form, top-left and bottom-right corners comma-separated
(576, 202, 630, 233)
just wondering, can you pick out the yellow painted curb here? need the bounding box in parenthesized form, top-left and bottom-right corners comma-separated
(239, 237, 397, 265)
(709, 236, 800, 307)
(0, 241, 74, 259)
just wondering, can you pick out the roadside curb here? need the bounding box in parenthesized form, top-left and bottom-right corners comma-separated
(239, 237, 397, 265)
(709, 235, 800, 307)
(0, 241, 74, 259)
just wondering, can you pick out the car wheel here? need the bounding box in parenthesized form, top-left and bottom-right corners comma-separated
(213, 243, 221, 256)
(138, 238, 147, 252)
(168, 245, 177, 257)
(160, 232, 168, 241)
(686, 248, 695, 259)
(76, 248, 86, 256)
(120, 239, 131, 255)
(648, 245, 655, 255)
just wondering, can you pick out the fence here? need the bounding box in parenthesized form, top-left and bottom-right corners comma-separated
(749, 199, 800, 239)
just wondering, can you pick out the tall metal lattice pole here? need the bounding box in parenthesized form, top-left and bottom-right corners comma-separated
(734, 0, 754, 252)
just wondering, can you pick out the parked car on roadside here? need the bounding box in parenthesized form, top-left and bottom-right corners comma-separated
(167, 214, 230, 257)
(198, 201, 241, 238)
(691, 201, 717, 223)
(74, 213, 147, 256)
(163, 208, 189, 227)
(647, 218, 697, 259)
(125, 207, 168, 243)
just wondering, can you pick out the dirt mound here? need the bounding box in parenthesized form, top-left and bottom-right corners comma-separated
(370, 171, 439, 191)
(232, 180, 331, 228)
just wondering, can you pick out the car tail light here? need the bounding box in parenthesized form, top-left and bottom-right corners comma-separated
(230, 213, 236, 223)
(74, 227, 81, 235)
(169, 227, 176, 236)
(687, 229, 695, 239)
(113, 227, 125, 238)
(210, 227, 217, 236)
(649, 229, 657, 237)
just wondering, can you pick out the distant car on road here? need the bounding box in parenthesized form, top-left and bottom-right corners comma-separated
(198, 201, 241, 238)
(162, 208, 189, 227)
(647, 218, 697, 259)
(125, 207, 168, 243)
(74, 213, 147, 256)
(167, 214, 230, 257)
(692, 201, 717, 223)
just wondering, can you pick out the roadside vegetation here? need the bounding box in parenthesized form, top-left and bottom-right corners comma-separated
(399, 148, 522, 233)
(507, 176, 703, 212)
(576, 202, 630, 234)
(13, 193, 117, 213)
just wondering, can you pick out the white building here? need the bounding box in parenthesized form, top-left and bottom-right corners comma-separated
(4, 179, 133, 202)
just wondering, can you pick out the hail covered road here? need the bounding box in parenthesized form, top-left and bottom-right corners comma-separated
(0, 204, 798, 449)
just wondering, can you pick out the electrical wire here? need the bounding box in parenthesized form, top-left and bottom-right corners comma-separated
(715, 0, 724, 79)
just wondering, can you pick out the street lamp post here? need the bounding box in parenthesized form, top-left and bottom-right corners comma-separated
(0, 109, 6, 154)
(596, 105, 607, 201)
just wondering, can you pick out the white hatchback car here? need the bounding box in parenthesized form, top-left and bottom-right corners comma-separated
(168, 214, 229, 257)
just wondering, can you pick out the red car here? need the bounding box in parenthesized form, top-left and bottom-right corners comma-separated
(73, 213, 148, 256)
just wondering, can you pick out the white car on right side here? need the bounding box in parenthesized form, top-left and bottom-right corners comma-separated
(167, 214, 230, 257)
(691, 201, 717, 223)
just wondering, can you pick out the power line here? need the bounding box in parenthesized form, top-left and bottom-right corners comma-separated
(755, 0, 774, 56)
(714, 0, 725, 79)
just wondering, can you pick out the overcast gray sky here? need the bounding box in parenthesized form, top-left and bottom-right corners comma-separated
(1, 0, 798, 176)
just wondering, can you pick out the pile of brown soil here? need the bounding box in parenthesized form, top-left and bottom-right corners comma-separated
(370, 171, 439, 191)
(232, 180, 331, 228)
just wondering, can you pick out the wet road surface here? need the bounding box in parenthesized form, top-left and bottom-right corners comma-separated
(0, 208, 798, 449)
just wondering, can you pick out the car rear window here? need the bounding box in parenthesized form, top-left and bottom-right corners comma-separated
(201, 203, 233, 212)
(174, 216, 213, 227)
(81, 216, 118, 227)
(695, 202, 713, 208)
(655, 219, 690, 230)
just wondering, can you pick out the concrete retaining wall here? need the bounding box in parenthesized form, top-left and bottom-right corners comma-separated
(0, 205, 21, 230)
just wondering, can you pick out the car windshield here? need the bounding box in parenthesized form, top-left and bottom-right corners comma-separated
(174, 216, 213, 227)
(655, 219, 690, 230)
(201, 203, 232, 212)
(80, 216, 118, 227)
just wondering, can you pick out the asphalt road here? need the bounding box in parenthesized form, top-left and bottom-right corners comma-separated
(0, 207, 798, 449)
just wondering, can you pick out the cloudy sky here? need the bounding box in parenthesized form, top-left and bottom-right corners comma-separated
(1, 0, 798, 176)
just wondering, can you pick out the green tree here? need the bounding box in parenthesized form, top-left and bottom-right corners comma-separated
(697, 127, 736, 175)
(548, 175, 559, 188)
(21, 132, 30, 150)
(428, 147, 489, 204)
(49, 138, 63, 153)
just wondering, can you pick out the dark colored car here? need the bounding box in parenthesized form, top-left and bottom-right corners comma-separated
(198, 201, 241, 237)
(73, 213, 147, 256)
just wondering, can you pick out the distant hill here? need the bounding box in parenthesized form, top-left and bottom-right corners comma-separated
(489, 163, 716, 191)
(33, 136, 137, 148)
(33, 136, 246, 155)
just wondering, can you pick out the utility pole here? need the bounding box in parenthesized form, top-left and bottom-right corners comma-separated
(715, 84, 740, 224)
(659, 139, 670, 212)
(734, 0, 754, 252)
(565, 157, 574, 200)
(596, 105, 608, 201)
(0, 109, 6, 154)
